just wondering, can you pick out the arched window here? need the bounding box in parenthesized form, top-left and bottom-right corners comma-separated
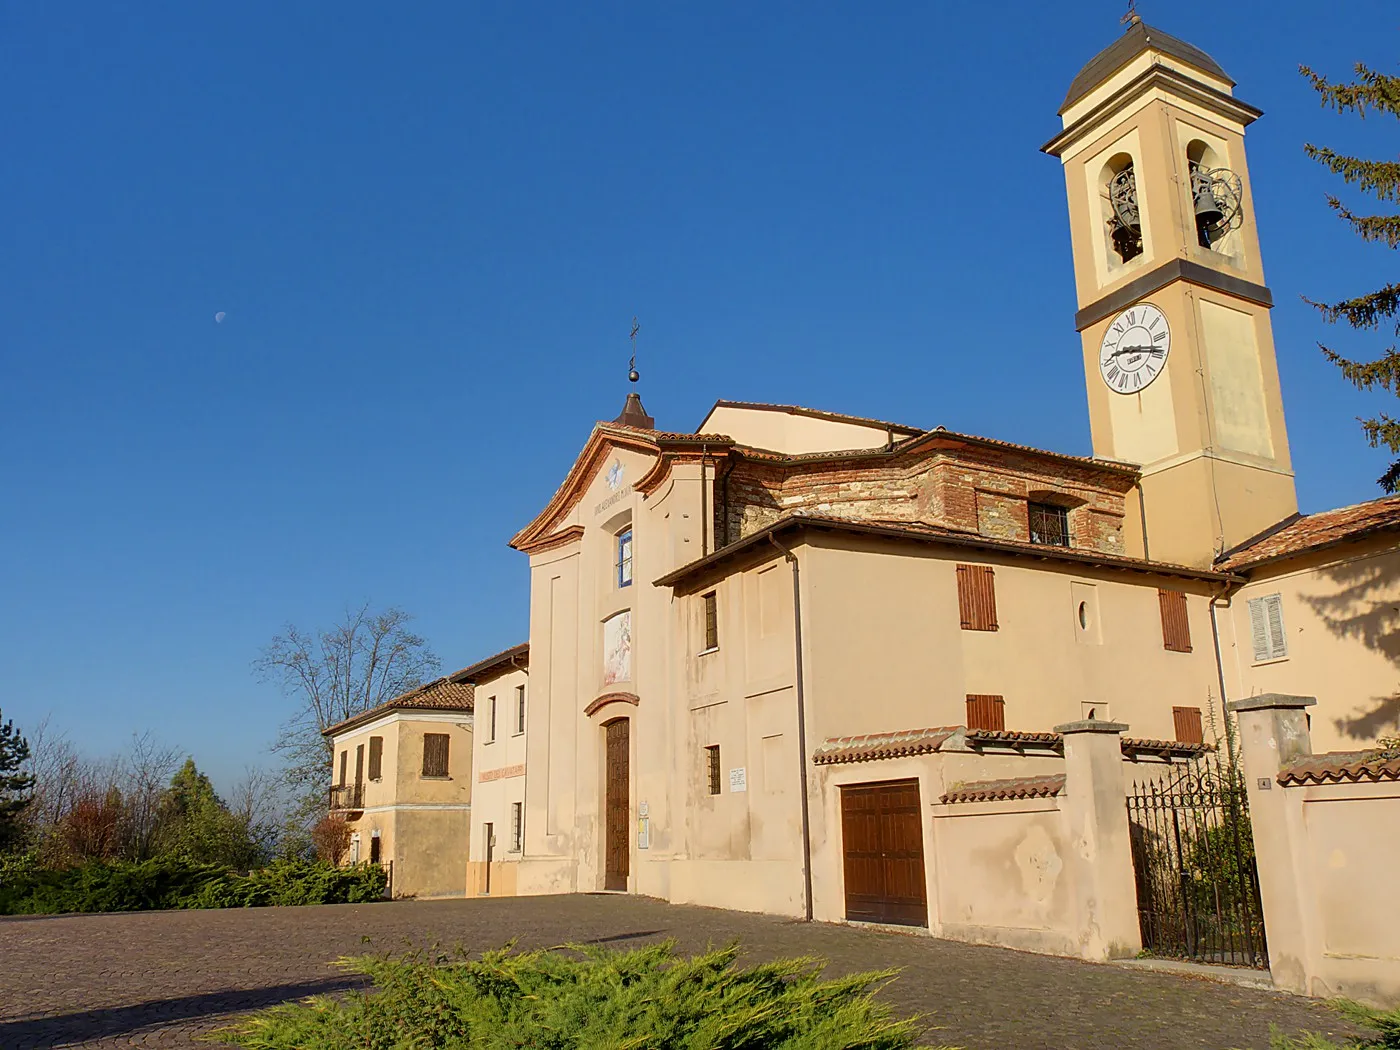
(1101, 153, 1142, 266)
(1186, 139, 1244, 259)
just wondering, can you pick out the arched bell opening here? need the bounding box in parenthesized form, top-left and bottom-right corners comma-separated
(1101, 152, 1143, 267)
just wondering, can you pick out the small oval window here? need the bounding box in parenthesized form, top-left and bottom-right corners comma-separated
(1078, 601, 1089, 629)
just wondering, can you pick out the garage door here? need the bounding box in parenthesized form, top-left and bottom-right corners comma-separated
(840, 779, 928, 926)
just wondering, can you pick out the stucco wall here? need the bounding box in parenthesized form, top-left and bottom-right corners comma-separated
(471, 666, 530, 869)
(1225, 537, 1400, 750)
(798, 533, 1222, 744)
(1236, 698, 1400, 1006)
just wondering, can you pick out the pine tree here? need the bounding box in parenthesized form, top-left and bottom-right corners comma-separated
(1300, 60, 1400, 491)
(0, 711, 35, 852)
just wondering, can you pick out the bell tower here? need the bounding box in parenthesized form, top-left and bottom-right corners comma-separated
(1043, 16, 1296, 568)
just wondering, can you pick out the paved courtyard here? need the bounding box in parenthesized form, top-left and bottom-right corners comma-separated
(0, 894, 1360, 1049)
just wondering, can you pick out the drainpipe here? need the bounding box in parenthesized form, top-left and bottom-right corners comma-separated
(700, 445, 709, 558)
(1209, 579, 1242, 767)
(769, 531, 814, 923)
(1136, 481, 1151, 561)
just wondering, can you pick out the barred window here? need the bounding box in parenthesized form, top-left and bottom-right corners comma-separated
(705, 745, 721, 796)
(514, 685, 526, 735)
(1028, 503, 1070, 547)
(702, 592, 719, 651)
(510, 802, 524, 853)
(422, 733, 450, 777)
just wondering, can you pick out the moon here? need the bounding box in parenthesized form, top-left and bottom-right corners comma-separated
(214, 311, 226, 324)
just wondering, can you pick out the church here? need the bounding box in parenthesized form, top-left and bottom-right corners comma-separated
(326, 17, 1400, 936)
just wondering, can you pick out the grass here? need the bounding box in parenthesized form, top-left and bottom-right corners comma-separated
(214, 939, 957, 1049)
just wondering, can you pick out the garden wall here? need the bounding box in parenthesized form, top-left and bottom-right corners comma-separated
(1233, 694, 1400, 1007)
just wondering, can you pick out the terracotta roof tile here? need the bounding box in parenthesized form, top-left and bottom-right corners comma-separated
(812, 726, 960, 766)
(1216, 495, 1400, 571)
(965, 729, 1065, 749)
(450, 642, 529, 684)
(941, 774, 1066, 804)
(324, 677, 475, 738)
(1121, 737, 1214, 759)
(1278, 749, 1400, 787)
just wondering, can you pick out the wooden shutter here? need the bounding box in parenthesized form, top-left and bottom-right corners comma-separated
(422, 733, 450, 777)
(966, 694, 1006, 731)
(1158, 589, 1192, 652)
(1172, 706, 1205, 745)
(354, 744, 365, 786)
(1248, 594, 1288, 661)
(956, 565, 998, 631)
(338, 750, 348, 787)
(368, 736, 383, 780)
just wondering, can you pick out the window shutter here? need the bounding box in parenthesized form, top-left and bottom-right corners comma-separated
(338, 750, 348, 787)
(1248, 594, 1288, 661)
(1172, 706, 1204, 744)
(422, 733, 450, 777)
(368, 736, 383, 780)
(966, 694, 1006, 731)
(956, 565, 998, 631)
(354, 744, 365, 786)
(1157, 589, 1192, 652)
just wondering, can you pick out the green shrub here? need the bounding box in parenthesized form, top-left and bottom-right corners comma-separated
(0, 858, 385, 915)
(1269, 999, 1400, 1049)
(216, 940, 946, 1050)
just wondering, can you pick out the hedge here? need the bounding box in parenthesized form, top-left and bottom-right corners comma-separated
(0, 857, 386, 914)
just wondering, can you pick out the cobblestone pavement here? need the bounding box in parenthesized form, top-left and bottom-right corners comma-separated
(0, 894, 1359, 1049)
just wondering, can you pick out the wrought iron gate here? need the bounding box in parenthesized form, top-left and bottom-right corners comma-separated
(1126, 752, 1268, 968)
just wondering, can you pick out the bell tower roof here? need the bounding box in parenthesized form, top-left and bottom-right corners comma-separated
(1059, 18, 1233, 115)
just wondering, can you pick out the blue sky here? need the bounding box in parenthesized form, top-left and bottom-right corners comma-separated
(2, 2, 1394, 789)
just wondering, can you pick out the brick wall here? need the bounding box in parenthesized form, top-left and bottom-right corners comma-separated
(721, 442, 1131, 555)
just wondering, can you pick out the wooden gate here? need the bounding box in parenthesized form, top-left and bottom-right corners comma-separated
(840, 779, 928, 926)
(604, 718, 630, 891)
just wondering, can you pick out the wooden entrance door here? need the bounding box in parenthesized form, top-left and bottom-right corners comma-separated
(840, 779, 928, 926)
(604, 718, 630, 891)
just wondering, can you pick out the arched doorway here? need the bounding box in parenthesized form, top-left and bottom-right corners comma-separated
(603, 717, 630, 891)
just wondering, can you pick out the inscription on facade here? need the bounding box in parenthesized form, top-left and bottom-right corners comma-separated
(594, 485, 633, 517)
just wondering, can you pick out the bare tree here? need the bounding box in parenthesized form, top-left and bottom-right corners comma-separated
(116, 732, 182, 860)
(255, 604, 440, 797)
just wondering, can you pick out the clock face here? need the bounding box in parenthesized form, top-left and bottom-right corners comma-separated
(1099, 303, 1170, 394)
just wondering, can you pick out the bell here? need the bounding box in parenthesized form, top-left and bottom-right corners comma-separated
(1193, 178, 1224, 229)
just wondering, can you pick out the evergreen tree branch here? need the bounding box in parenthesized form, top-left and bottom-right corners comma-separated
(1303, 282, 1400, 333)
(1302, 147, 1400, 203)
(1326, 196, 1400, 247)
(1300, 63, 1400, 119)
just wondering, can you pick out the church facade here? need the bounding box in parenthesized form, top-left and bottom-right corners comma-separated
(333, 19, 1400, 942)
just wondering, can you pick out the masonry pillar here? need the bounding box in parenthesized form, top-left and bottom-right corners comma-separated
(1228, 693, 1318, 995)
(1054, 720, 1141, 960)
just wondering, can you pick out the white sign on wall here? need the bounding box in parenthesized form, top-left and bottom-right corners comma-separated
(729, 767, 747, 793)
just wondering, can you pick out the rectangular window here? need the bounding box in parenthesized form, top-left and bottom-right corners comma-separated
(368, 736, 383, 780)
(702, 591, 719, 651)
(956, 564, 998, 631)
(966, 694, 1006, 732)
(705, 745, 722, 796)
(369, 832, 382, 864)
(338, 750, 347, 787)
(617, 528, 634, 587)
(422, 733, 450, 777)
(354, 744, 365, 786)
(1158, 589, 1192, 652)
(488, 697, 497, 741)
(510, 802, 523, 852)
(1248, 593, 1288, 662)
(1028, 503, 1070, 547)
(514, 685, 526, 734)
(1173, 706, 1205, 745)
